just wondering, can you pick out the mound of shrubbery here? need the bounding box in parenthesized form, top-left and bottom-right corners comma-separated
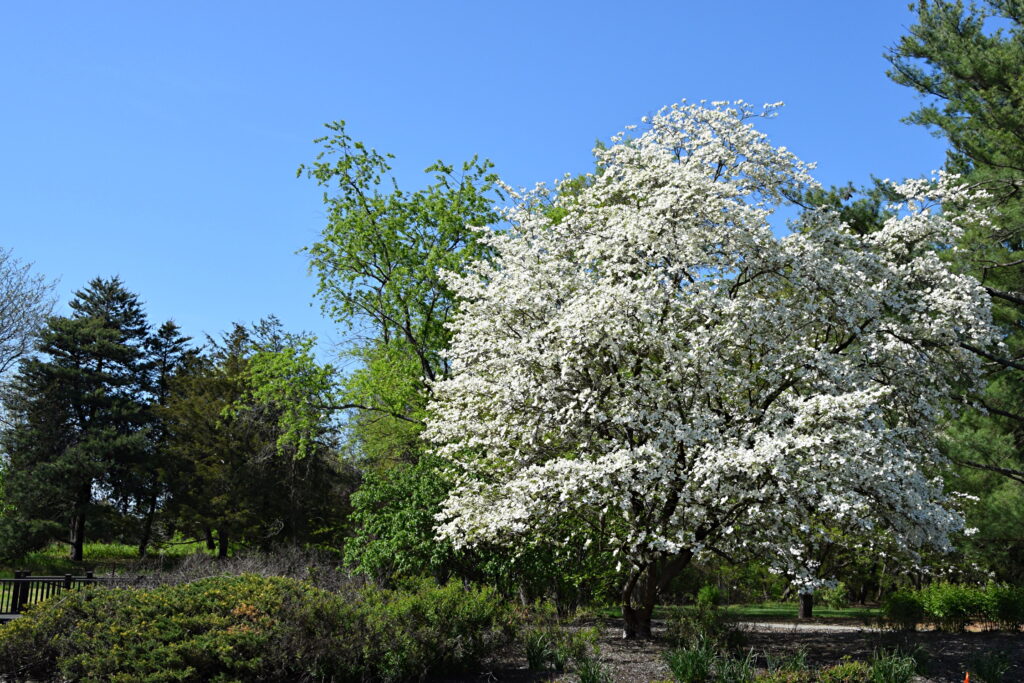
(882, 582, 1024, 632)
(0, 574, 515, 682)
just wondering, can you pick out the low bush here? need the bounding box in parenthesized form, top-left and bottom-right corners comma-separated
(0, 574, 514, 682)
(918, 582, 986, 632)
(664, 638, 716, 682)
(758, 647, 812, 682)
(881, 589, 923, 631)
(521, 624, 602, 677)
(882, 582, 1024, 632)
(696, 584, 724, 608)
(816, 658, 870, 683)
(666, 603, 746, 652)
(869, 649, 918, 683)
(981, 583, 1024, 631)
(818, 582, 850, 610)
(968, 649, 1012, 683)
(664, 639, 755, 683)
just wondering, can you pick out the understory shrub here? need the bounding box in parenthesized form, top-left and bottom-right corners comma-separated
(696, 584, 724, 608)
(869, 649, 918, 683)
(880, 590, 924, 631)
(666, 602, 746, 652)
(816, 658, 870, 683)
(882, 582, 1024, 632)
(917, 582, 985, 632)
(521, 624, 605, 678)
(968, 649, 1012, 683)
(0, 574, 514, 682)
(663, 639, 755, 683)
(818, 582, 850, 610)
(981, 583, 1024, 630)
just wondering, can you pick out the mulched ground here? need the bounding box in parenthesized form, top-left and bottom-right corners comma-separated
(433, 619, 1024, 683)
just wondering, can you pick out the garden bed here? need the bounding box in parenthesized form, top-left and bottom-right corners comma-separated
(439, 619, 1024, 682)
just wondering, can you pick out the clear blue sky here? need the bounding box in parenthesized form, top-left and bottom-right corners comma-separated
(1, 1, 947, 354)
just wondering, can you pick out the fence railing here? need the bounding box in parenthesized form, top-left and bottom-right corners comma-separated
(0, 571, 118, 617)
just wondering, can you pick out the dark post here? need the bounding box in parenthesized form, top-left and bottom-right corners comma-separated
(85, 571, 94, 580)
(13, 571, 29, 613)
(64, 574, 72, 589)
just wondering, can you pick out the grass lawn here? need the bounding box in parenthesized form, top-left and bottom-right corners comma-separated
(597, 602, 881, 623)
(1, 540, 214, 578)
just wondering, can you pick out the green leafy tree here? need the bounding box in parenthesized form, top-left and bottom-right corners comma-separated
(297, 121, 503, 463)
(888, 0, 1024, 578)
(161, 322, 351, 556)
(133, 320, 193, 556)
(0, 277, 151, 561)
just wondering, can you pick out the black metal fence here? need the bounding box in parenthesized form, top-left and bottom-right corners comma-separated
(0, 571, 116, 617)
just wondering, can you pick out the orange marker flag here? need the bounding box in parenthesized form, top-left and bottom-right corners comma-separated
(964, 672, 970, 683)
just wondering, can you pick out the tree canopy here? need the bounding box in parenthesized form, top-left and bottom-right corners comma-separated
(425, 101, 997, 637)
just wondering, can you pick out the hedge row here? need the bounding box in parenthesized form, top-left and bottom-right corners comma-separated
(0, 574, 515, 682)
(882, 582, 1024, 632)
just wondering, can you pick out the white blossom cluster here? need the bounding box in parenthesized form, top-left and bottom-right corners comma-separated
(424, 101, 997, 586)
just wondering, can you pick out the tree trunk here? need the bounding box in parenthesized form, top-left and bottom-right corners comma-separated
(204, 526, 216, 551)
(217, 528, 229, 558)
(799, 592, 814, 619)
(620, 551, 693, 639)
(68, 511, 85, 562)
(137, 494, 158, 557)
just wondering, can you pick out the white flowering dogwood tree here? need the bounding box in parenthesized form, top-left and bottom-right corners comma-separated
(424, 101, 997, 638)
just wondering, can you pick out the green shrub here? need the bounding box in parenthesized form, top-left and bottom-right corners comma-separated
(520, 624, 600, 674)
(715, 649, 755, 682)
(869, 649, 917, 683)
(359, 578, 514, 681)
(918, 582, 985, 632)
(664, 639, 716, 682)
(817, 658, 870, 683)
(667, 603, 746, 652)
(881, 590, 923, 631)
(0, 574, 514, 682)
(696, 584, 724, 607)
(754, 669, 814, 683)
(968, 649, 1011, 683)
(575, 653, 613, 683)
(818, 582, 850, 610)
(757, 647, 812, 682)
(981, 583, 1024, 631)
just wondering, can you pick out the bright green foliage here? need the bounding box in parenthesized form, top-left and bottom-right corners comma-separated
(160, 323, 351, 555)
(918, 582, 987, 631)
(663, 640, 756, 683)
(344, 453, 619, 612)
(0, 574, 514, 682)
(242, 333, 338, 460)
(298, 121, 503, 463)
(343, 454, 458, 581)
(881, 582, 1024, 631)
(818, 582, 851, 610)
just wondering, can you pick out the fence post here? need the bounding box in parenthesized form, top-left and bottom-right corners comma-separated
(85, 571, 94, 580)
(64, 574, 72, 590)
(13, 571, 29, 613)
